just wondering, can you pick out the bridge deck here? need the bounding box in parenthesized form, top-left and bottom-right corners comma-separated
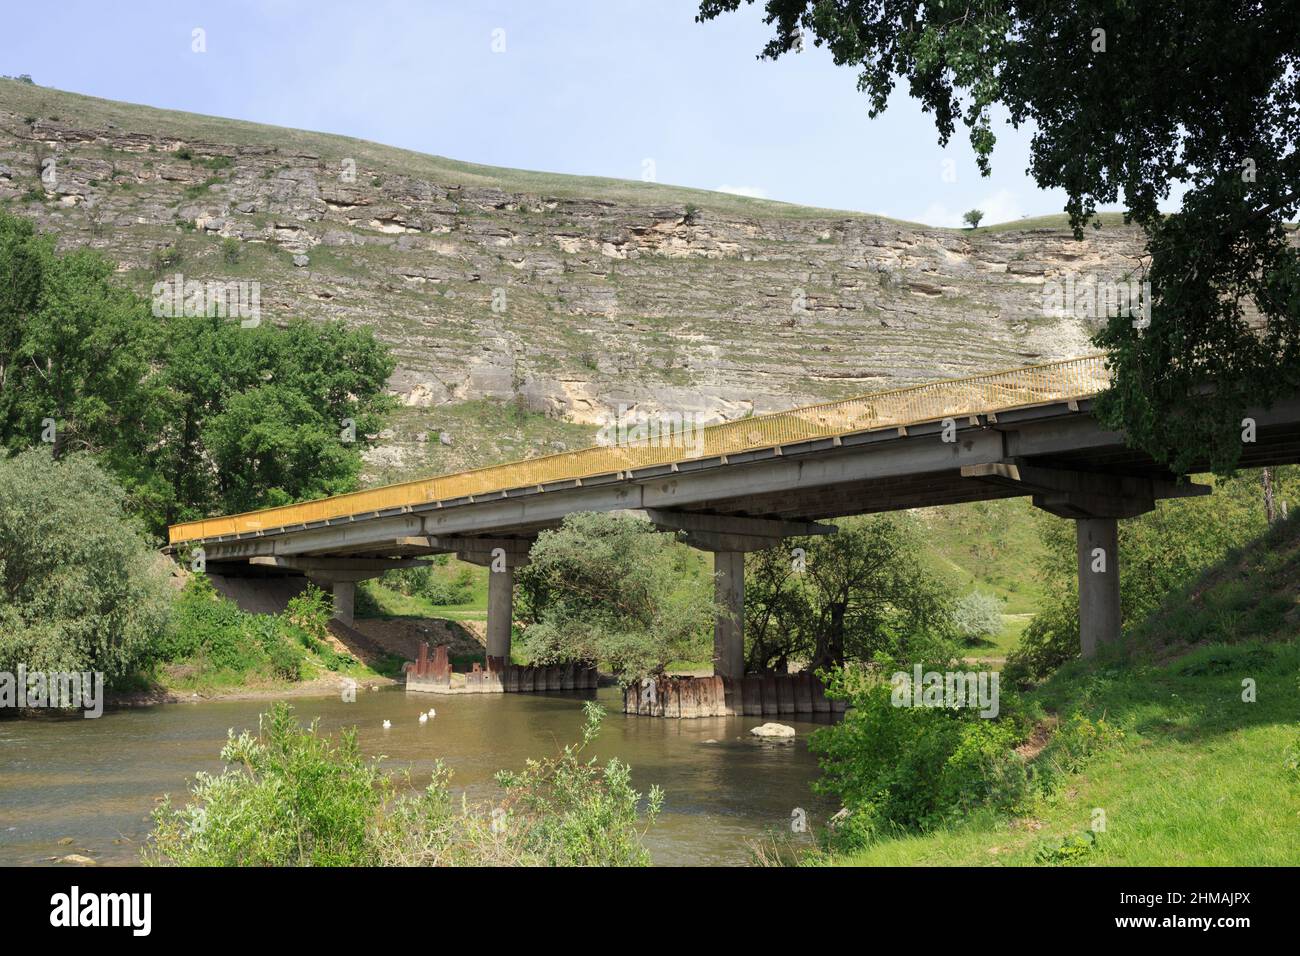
(167, 354, 1110, 545)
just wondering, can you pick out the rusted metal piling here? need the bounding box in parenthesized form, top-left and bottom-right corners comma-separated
(622, 672, 845, 718)
(405, 643, 596, 695)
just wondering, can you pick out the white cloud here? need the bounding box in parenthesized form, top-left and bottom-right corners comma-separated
(715, 184, 768, 199)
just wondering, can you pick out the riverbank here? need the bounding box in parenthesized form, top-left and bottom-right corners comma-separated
(106, 673, 400, 708)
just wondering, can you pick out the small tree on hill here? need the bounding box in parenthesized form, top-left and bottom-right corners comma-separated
(962, 209, 984, 229)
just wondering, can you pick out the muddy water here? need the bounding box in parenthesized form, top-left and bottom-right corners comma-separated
(0, 686, 836, 866)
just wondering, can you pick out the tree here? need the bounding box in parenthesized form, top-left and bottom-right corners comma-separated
(0, 448, 172, 687)
(0, 210, 163, 473)
(745, 514, 955, 671)
(155, 315, 395, 524)
(0, 212, 397, 532)
(515, 512, 715, 680)
(951, 590, 1003, 644)
(697, 1, 1300, 474)
(962, 209, 984, 229)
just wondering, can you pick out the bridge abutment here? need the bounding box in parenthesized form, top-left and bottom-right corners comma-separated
(329, 580, 356, 624)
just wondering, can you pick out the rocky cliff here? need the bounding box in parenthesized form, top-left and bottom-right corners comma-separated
(0, 80, 1148, 479)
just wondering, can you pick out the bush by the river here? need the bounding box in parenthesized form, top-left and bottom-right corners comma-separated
(516, 512, 716, 680)
(146, 701, 661, 866)
(809, 664, 1032, 848)
(0, 448, 172, 687)
(809, 664, 1123, 853)
(158, 577, 352, 685)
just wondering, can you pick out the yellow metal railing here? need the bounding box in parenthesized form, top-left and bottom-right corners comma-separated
(168, 354, 1110, 545)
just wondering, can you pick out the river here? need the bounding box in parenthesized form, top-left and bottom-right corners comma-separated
(0, 685, 836, 866)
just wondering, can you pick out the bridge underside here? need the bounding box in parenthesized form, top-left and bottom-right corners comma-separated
(188, 396, 1300, 673)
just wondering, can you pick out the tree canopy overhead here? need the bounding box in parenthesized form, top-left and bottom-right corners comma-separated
(698, 0, 1300, 473)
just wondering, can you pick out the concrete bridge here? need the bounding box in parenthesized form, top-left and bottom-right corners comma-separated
(167, 355, 1300, 674)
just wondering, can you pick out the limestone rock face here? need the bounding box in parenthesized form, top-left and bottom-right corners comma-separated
(0, 84, 1151, 476)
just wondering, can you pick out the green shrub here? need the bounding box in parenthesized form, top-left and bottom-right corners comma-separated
(149, 245, 182, 275)
(0, 449, 172, 687)
(382, 560, 476, 606)
(160, 575, 262, 673)
(1006, 599, 1078, 686)
(809, 666, 1031, 849)
(951, 590, 1004, 643)
(1285, 725, 1300, 783)
(159, 577, 334, 682)
(1031, 713, 1125, 792)
(1034, 830, 1098, 864)
(381, 563, 433, 596)
(250, 616, 301, 681)
(146, 701, 660, 867)
(425, 567, 474, 605)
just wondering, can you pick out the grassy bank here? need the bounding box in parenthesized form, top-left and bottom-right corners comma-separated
(821, 517, 1300, 866)
(154, 577, 402, 695)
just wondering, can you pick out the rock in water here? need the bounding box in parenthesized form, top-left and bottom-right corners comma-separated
(750, 722, 796, 738)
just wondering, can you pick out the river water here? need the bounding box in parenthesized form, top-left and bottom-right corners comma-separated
(0, 686, 836, 866)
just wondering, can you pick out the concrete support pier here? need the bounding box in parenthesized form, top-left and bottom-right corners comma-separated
(486, 564, 515, 662)
(1075, 516, 1121, 657)
(713, 551, 745, 680)
(641, 510, 838, 682)
(429, 537, 534, 667)
(331, 580, 356, 624)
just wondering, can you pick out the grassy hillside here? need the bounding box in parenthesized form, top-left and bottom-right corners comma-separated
(0, 79, 874, 222)
(1, 78, 1144, 229)
(826, 515, 1300, 866)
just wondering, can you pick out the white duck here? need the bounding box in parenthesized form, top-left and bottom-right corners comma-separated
(418, 713, 428, 724)
(427, 708, 437, 718)
(382, 720, 392, 730)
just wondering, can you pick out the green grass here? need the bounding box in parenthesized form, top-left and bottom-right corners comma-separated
(357, 561, 490, 623)
(830, 641, 1300, 866)
(964, 612, 1031, 662)
(824, 517, 1300, 866)
(916, 498, 1048, 614)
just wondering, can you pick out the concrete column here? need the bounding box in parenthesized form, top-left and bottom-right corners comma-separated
(486, 563, 515, 663)
(331, 580, 356, 626)
(1076, 517, 1120, 657)
(714, 551, 745, 679)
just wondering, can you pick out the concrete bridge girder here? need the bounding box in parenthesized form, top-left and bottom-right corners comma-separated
(181, 395, 1300, 665)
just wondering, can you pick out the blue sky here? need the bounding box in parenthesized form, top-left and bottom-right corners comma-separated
(1, 0, 1143, 225)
